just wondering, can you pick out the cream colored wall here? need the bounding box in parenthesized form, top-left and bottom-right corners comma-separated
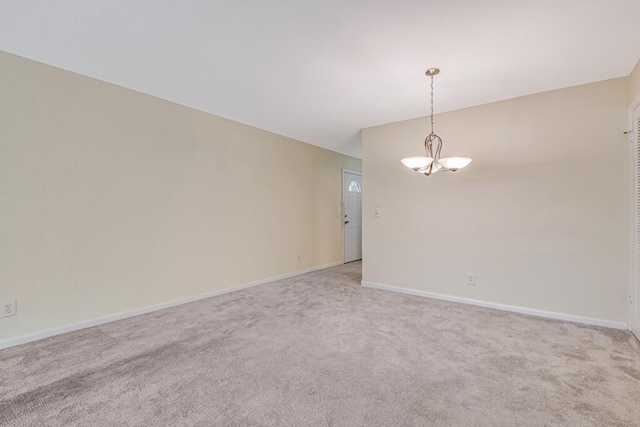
(630, 59, 640, 106)
(0, 51, 360, 340)
(363, 78, 629, 323)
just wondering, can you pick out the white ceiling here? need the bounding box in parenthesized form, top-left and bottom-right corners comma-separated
(1, 1, 639, 158)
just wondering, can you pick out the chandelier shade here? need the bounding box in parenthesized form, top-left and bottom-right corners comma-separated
(401, 156, 433, 171)
(420, 162, 440, 175)
(437, 157, 472, 171)
(401, 68, 471, 176)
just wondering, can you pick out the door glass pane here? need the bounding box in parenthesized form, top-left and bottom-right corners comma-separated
(348, 181, 361, 193)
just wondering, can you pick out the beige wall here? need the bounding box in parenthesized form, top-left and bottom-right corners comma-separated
(630, 59, 640, 106)
(363, 78, 629, 324)
(0, 51, 360, 341)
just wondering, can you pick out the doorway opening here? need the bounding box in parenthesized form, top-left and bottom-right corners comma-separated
(343, 169, 362, 263)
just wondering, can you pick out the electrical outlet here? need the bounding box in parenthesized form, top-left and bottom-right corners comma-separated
(467, 274, 475, 286)
(1, 300, 16, 318)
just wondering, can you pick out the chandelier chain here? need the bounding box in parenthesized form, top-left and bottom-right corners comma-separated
(430, 74, 434, 134)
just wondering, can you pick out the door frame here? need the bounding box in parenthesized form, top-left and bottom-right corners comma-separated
(342, 168, 362, 264)
(628, 94, 640, 336)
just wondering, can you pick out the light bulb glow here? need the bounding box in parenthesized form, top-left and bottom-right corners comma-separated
(401, 156, 433, 171)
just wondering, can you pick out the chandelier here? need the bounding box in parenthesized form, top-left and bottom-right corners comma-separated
(401, 68, 471, 175)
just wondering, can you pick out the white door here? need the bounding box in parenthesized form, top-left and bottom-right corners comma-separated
(631, 104, 640, 337)
(343, 171, 362, 263)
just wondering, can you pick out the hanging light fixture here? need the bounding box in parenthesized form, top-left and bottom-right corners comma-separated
(401, 68, 471, 176)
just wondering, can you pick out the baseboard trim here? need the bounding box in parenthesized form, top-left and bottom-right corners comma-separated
(0, 261, 342, 350)
(361, 280, 627, 330)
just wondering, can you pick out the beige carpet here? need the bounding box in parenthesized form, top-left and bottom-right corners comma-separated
(1, 261, 639, 426)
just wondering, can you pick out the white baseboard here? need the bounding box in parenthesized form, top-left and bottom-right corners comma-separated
(361, 280, 627, 330)
(0, 261, 342, 350)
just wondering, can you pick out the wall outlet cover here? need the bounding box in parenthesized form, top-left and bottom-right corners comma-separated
(1, 300, 17, 317)
(467, 274, 475, 286)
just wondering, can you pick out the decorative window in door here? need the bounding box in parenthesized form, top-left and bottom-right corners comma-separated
(348, 181, 361, 193)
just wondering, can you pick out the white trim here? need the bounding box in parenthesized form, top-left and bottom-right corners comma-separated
(628, 105, 635, 332)
(361, 280, 628, 330)
(0, 261, 342, 350)
(629, 103, 640, 336)
(342, 168, 362, 176)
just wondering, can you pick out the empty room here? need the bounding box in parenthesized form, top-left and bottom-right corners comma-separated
(1, 1, 640, 426)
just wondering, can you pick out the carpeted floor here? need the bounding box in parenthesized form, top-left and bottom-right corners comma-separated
(1, 261, 639, 426)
